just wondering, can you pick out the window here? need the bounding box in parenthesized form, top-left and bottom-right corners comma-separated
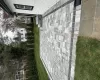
(15, 70, 24, 80)
(14, 4, 33, 10)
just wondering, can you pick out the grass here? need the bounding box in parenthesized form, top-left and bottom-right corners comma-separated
(25, 23, 39, 80)
(33, 21, 48, 80)
(74, 36, 100, 80)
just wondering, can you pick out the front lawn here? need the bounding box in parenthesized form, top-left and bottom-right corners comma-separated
(33, 20, 48, 80)
(75, 37, 100, 80)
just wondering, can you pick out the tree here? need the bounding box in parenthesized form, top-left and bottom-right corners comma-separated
(14, 19, 27, 28)
(10, 47, 26, 59)
(0, 43, 4, 54)
(2, 17, 27, 33)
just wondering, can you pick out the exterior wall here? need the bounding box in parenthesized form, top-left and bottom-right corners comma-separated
(92, 0, 100, 39)
(79, 0, 96, 36)
(40, 0, 81, 80)
(79, 0, 100, 40)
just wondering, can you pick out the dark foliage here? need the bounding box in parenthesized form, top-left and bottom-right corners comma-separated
(10, 47, 26, 59)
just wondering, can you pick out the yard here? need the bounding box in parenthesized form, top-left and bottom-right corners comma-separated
(33, 20, 48, 80)
(74, 37, 100, 80)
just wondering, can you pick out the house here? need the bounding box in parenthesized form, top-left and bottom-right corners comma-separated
(16, 16, 31, 24)
(18, 28, 27, 42)
(14, 28, 27, 42)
